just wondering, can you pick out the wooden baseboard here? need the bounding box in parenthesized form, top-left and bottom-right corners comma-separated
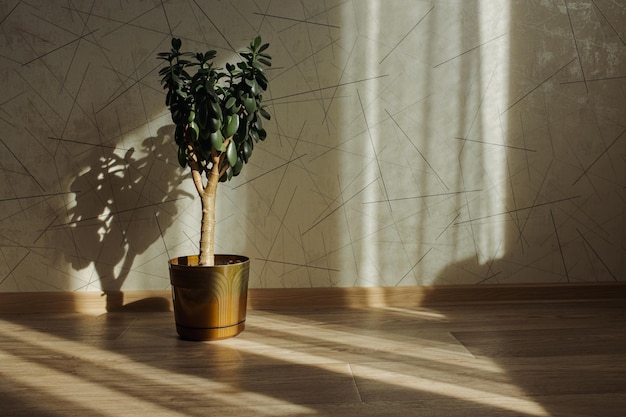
(248, 282, 626, 309)
(1, 283, 625, 314)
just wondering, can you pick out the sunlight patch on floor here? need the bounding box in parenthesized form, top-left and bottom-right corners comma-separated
(0, 320, 315, 416)
(242, 312, 550, 417)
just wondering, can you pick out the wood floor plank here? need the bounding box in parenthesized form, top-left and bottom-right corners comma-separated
(452, 327, 626, 357)
(1, 300, 625, 416)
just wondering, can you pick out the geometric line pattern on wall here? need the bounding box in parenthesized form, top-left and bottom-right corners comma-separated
(0, 0, 624, 292)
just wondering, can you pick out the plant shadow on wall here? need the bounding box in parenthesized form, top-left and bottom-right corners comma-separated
(61, 125, 192, 311)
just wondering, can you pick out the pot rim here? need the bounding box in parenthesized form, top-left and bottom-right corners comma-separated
(169, 254, 250, 267)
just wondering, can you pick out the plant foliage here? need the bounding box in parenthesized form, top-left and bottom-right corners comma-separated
(158, 36, 271, 183)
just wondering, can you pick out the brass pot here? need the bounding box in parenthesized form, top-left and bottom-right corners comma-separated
(169, 254, 250, 341)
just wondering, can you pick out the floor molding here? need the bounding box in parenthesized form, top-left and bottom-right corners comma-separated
(1, 283, 625, 314)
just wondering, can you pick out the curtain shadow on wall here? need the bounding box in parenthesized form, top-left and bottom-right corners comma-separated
(439, 0, 623, 286)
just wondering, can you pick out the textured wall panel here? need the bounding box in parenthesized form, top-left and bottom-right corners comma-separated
(0, 0, 624, 292)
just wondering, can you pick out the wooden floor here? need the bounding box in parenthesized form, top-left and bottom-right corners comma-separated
(1, 300, 625, 416)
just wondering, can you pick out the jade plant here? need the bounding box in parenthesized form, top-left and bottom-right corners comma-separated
(158, 36, 271, 266)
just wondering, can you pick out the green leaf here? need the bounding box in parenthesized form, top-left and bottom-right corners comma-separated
(208, 99, 223, 120)
(232, 157, 244, 176)
(226, 141, 238, 167)
(254, 116, 263, 130)
(256, 76, 267, 91)
(222, 114, 239, 138)
(177, 145, 187, 168)
(245, 78, 260, 95)
(225, 96, 236, 110)
(196, 106, 208, 129)
(200, 125, 210, 140)
(228, 103, 241, 115)
(174, 124, 185, 146)
(187, 121, 199, 141)
(258, 57, 271, 67)
(260, 107, 271, 120)
(172, 38, 182, 51)
(252, 36, 262, 51)
(219, 166, 233, 182)
(209, 130, 226, 152)
(258, 128, 267, 141)
(242, 96, 256, 114)
(242, 142, 252, 163)
(207, 117, 221, 132)
(171, 109, 183, 124)
(235, 119, 248, 144)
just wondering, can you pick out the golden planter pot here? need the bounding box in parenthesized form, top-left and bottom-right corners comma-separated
(169, 254, 250, 341)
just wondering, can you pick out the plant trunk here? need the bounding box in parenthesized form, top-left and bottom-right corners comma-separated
(198, 167, 220, 266)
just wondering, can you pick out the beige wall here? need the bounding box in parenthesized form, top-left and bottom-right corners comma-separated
(0, 0, 624, 292)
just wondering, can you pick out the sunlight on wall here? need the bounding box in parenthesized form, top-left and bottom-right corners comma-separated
(336, 1, 513, 286)
(358, 0, 383, 285)
(474, 0, 510, 265)
(333, 0, 388, 287)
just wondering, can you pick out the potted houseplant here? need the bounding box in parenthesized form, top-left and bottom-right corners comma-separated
(158, 35, 271, 340)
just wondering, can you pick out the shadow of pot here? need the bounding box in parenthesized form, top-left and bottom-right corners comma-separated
(169, 254, 250, 341)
